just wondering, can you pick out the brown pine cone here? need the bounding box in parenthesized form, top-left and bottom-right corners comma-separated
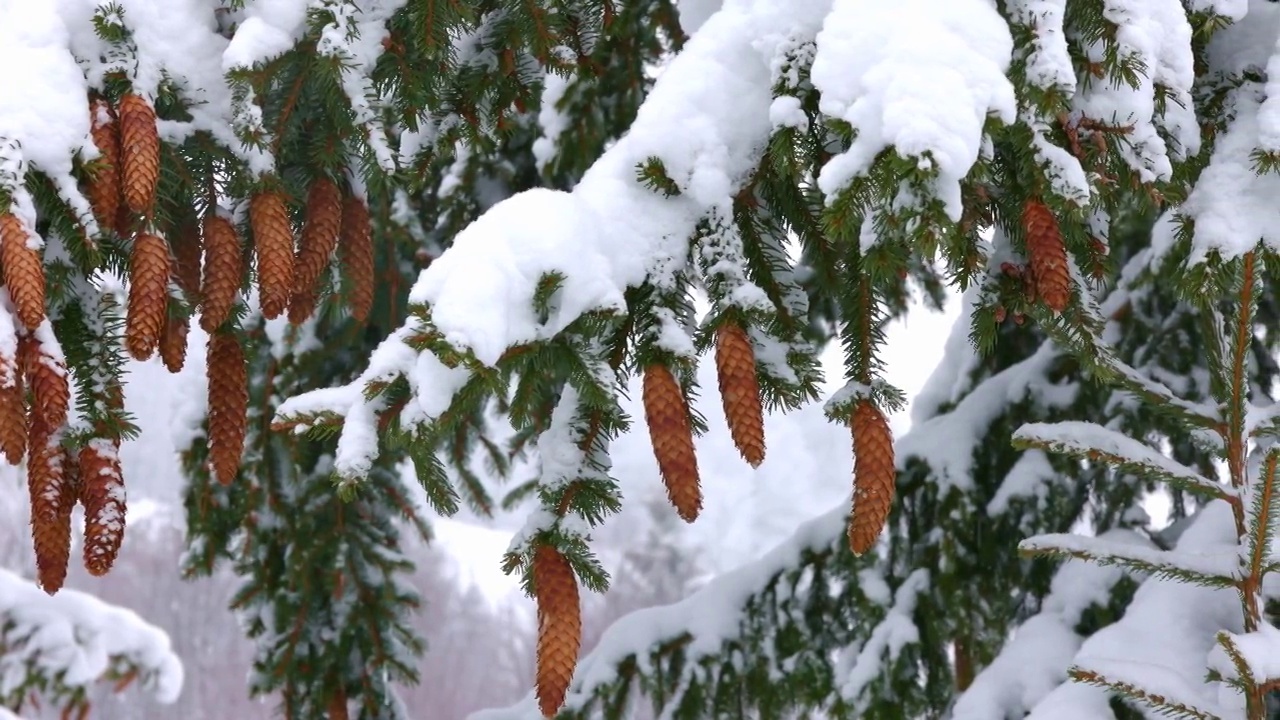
(642, 364, 702, 522)
(80, 438, 126, 576)
(86, 97, 121, 234)
(1022, 200, 1071, 313)
(288, 178, 342, 324)
(28, 422, 73, 593)
(206, 331, 248, 485)
(328, 688, 349, 720)
(25, 332, 70, 430)
(172, 215, 203, 302)
(250, 190, 295, 320)
(339, 196, 374, 323)
(0, 347, 24, 464)
(0, 214, 47, 331)
(125, 233, 171, 361)
(848, 401, 896, 556)
(534, 545, 581, 719)
(118, 93, 160, 216)
(200, 213, 243, 333)
(714, 323, 765, 467)
(159, 314, 189, 373)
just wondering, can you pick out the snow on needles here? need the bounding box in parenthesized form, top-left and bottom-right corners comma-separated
(0, 567, 183, 704)
(810, 0, 1017, 221)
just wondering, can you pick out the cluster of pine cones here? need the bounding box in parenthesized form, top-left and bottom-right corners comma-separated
(0, 92, 376, 594)
(532, 320, 900, 716)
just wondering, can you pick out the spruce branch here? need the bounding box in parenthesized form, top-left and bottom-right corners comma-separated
(1069, 667, 1223, 720)
(1018, 534, 1237, 588)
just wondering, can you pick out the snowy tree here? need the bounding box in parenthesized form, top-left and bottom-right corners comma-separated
(11, 0, 1280, 719)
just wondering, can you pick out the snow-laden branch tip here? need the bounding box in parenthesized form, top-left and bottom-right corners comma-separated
(1019, 532, 1238, 588)
(1013, 420, 1228, 500)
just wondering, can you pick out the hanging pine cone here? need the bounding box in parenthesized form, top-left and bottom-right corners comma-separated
(714, 323, 765, 467)
(206, 331, 248, 485)
(288, 177, 343, 324)
(200, 213, 242, 333)
(86, 97, 121, 234)
(0, 341, 24, 464)
(0, 214, 47, 331)
(1022, 199, 1071, 313)
(339, 195, 374, 323)
(24, 331, 70, 430)
(642, 363, 702, 522)
(534, 545, 581, 719)
(848, 401, 896, 556)
(125, 232, 171, 361)
(328, 688, 349, 720)
(29, 423, 73, 593)
(159, 315, 189, 373)
(118, 93, 160, 217)
(80, 437, 126, 576)
(250, 190, 295, 320)
(172, 215, 203, 302)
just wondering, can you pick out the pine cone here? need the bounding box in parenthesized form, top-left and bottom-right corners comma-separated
(848, 401, 896, 556)
(28, 422, 72, 593)
(288, 178, 342, 324)
(172, 215, 203, 301)
(118, 93, 160, 216)
(125, 233, 171, 361)
(339, 196, 374, 323)
(200, 213, 242, 333)
(250, 191, 295, 319)
(160, 314, 189, 373)
(0, 214, 47, 331)
(25, 331, 70, 430)
(715, 323, 765, 467)
(80, 438, 126, 576)
(0, 347, 25, 464)
(1022, 200, 1071, 313)
(86, 97, 121, 234)
(534, 545, 581, 719)
(328, 688, 349, 720)
(207, 331, 247, 485)
(642, 364, 702, 522)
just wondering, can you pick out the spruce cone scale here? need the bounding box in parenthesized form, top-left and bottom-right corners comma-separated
(80, 438, 126, 576)
(250, 191, 295, 320)
(339, 196, 374, 323)
(200, 214, 243, 333)
(0, 214, 47, 331)
(534, 545, 581, 719)
(125, 232, 171, 361)
(642, 364, 702, 522)
(118, 93, 161, 216)
(848, 401, 896, 556)
(86, 98, 121, 234)
(28, 422, 72, 593)
(289, 178, 342, 324)
(25, 331, 70, 430)
(207, 332, 248, 485)
(1022, 200, 1071, 313)
(714, 323, 765, 467)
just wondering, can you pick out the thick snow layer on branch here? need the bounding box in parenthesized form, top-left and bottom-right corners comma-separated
(954, 531, 1139, 720)
(1029, 501, 1242, 719)
(810, 0, 1016, 220)
(0, 567, 183, 703)
(1210, 623, 1280, 686)
(222, 0, 311, 70)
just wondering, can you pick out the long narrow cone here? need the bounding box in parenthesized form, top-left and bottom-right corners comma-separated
(0, 214, 46, 331)
(848, 401, 896, 556)
(715, 323, 766, 467)
(125, 232, 171, 361)
(250, 191, 295, 320)
(206, 332, 248, 485)
(26, 330, 70, 430)
(0, 344, 25, 464)
(200, 214, 243, 333)
(118, 93, 160, 216)
(339, 196, 374, 323)
(642, 364, 702, 522)
(86, 97, 121, 234)
(534, 546, 581, 718)
(288, 178, 343, 324)
(1022, 200, 1071, 313)
(29, 423, 72, 594)
(80, 438, 126, 576)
